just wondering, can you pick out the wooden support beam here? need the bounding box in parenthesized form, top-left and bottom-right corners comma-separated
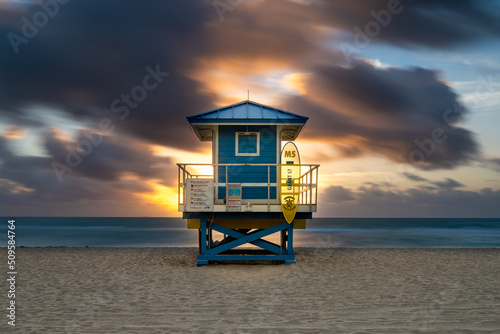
(211, 224, 281, 254)
(205, 222, 290, 255)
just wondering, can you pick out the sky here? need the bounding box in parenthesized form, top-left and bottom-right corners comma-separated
(0, 0, 499, 217)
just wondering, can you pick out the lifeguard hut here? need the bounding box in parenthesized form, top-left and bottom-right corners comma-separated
(177, 100, 319, 265)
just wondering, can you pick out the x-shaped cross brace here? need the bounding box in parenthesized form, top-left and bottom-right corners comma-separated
(206, 222, 291, 255)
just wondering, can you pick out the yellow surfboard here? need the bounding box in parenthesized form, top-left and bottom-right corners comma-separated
(279, 142, 301, 224)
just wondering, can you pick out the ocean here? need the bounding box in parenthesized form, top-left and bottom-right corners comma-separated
(2, 217, 499, 248)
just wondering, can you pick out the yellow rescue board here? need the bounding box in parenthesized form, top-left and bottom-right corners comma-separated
(280, 142, 301, 224)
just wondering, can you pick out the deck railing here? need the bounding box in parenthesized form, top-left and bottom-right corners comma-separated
(177, 163, 319, 210)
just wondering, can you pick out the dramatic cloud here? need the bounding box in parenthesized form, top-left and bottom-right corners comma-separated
(0, 1, 493, 154)
(322, 0, 500, 50)
(1, 1, 498, 151)
(45, 128, 172, 183)
(287, 59, 480, 170)
(0, 1, 215, 150)
(0, 131, 176, 215)
(0, 1, 498, 216)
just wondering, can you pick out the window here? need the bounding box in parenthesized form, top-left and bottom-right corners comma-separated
(235, 132, 260, 156)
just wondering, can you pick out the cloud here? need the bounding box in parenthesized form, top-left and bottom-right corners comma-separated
(401, 172, 429, 182)
(1, 125, 27, 139)
(321, 0, 500, 50)
(0, 130, 177, 215)
(333, 142, 363, 158)
(324, 185, 355, 203)
(0, 178, 34, 194)
(485, 157, 500, 172)
(287, 59, 480, 170)
(430, 178, 465, 189)
(0, 1, 498, 216)
(0, 1, 215, 150)
(359, 181, 396, 188)
(357, 183, 405, 206)
(44, 128, 172, 183)
(320, 183, 500, 217)
(402, 173, 466, 190)
(0, 1, 493, 158)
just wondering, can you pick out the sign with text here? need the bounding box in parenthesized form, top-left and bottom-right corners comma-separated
(226, 183, 242, 212)
(186, 179, 214, 211)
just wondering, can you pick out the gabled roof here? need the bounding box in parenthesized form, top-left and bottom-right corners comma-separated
(186, 100, 308, 142)
(187, 100, 308, 124)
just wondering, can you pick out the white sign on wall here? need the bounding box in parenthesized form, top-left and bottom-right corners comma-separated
(186, 179, 214, 211)
(226, 183, 242, 212)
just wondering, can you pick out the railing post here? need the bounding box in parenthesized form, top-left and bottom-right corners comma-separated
(213, 163, 216, 205)
(309, 165, 312, 210)
(267, 165, 270, 211)
(177, 165, 181, 206)
(315, 166, 318, 205)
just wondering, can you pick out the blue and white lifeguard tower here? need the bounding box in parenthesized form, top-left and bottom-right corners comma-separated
(177, 100, 319, 266)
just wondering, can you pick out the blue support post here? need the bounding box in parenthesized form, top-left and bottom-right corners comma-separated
(196, 221, 296, 264)
(285, 221, 296, 264)
(197, 218, 209, 266)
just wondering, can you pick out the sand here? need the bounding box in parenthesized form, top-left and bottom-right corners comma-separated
(6, 248, 500, 333)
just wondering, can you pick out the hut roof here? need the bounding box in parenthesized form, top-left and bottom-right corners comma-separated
(187, 101, 308, 141)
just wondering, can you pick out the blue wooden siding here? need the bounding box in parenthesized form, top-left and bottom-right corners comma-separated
(218, 125, 277, 164)
(218, 165, 277, 183)
(218, 125, 277, 200)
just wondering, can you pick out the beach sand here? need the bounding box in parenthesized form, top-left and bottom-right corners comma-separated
(9, 248, 500, 333)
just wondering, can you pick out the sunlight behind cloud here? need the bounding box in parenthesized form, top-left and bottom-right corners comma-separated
(139, 181, 179, 214)
(281, 73, 311, 95)
(1, 125, 27, 139)
(151, 144, 212, 162)
(0, 178, 34, 194)
(191, 57, 305, 106)
(0, 0, 498, 218)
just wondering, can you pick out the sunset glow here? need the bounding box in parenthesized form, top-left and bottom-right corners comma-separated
(139, 181, 179, 213)
(1, 0, 499, 217)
